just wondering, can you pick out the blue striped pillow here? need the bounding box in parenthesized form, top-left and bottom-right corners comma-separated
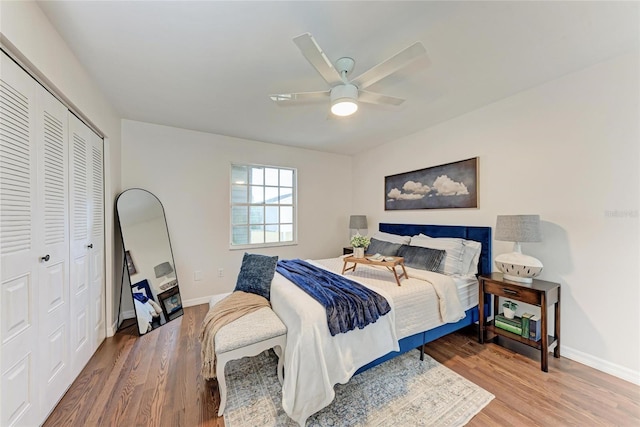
(397, 245, 445, 272)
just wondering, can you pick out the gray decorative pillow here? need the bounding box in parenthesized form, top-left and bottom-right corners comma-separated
(397, 245, 446, 273)
(234, 253, 278, 300)
(366, 238, 402, 257)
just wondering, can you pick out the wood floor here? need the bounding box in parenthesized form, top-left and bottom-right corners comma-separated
(45, 304, 640, 426)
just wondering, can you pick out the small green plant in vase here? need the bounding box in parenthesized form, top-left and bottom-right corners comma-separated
(350, 234, 370, 259)
(502, 300, 518, 319)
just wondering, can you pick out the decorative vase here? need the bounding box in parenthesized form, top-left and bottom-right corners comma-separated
(503, 307, 516, 319)
(353, 247, 365, 258)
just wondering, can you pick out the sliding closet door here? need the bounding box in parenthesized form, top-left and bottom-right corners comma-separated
(0, 52, 40, 427)
(88, 132, 105, 350)
(68, 114, 92, 377)
(36, 84, 71, 415)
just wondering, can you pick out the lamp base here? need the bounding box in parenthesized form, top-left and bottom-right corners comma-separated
(502, 274, 534, 284)
(495, 252, 543, 283)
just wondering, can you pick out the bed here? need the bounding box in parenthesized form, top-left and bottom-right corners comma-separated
(270, 223, 492, 425)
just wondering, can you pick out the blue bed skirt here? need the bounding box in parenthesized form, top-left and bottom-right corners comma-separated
(355, 305, 483, 374)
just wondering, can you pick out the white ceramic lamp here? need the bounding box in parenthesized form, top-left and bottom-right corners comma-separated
(494, 215, 543, 283)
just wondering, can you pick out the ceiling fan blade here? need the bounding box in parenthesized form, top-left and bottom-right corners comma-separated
(352, 42, 429, 90)
(269, 90, 330, 104)
(293, 33, 343, 86)
(358, 90, 405, 106)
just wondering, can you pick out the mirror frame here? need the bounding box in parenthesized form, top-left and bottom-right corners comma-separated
(116, 188, 183, 335)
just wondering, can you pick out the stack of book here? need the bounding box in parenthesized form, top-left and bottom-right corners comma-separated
(494, 314, 523, 335)
(494, 312, 541, 341)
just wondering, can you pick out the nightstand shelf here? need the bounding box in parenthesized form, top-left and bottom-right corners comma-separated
(485, 321, 557, 351)
(478, 272, 561, 372)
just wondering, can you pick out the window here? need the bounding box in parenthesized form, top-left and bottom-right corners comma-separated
(230, 164, 296, 248)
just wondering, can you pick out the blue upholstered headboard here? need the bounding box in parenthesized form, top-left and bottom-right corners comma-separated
(379, 223, 492, 276)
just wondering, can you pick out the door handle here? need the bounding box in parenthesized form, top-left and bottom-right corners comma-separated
(87, 244, 93, 249)
(41, 254, 50, 262)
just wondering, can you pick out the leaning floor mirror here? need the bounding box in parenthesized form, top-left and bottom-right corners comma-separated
(116, 188, 183, 335)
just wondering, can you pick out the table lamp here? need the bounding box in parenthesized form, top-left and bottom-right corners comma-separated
(494, 215, 543, 283)
(349, 215, 368, 235)
(154, 261, 174, 279)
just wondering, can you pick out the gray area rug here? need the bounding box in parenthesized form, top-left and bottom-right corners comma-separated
(223, 349, 494, 426)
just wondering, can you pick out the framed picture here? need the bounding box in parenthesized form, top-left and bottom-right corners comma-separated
(125, 250, 137, 275)
(385, 157, 478, 210)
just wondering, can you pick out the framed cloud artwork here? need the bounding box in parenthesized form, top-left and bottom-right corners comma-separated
(384, 157, 478, 210)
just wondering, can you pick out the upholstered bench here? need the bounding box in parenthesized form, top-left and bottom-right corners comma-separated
(209, 292, 287, 416)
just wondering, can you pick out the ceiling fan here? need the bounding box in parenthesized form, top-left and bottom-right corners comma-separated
(270, 33, 430, 117)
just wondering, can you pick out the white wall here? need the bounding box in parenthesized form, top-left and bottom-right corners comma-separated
(121, 120, 353, 305)
(1, 1, 123, 335)
(352, 52, 640, 383)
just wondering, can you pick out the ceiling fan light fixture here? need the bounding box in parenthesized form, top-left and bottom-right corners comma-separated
(330, 84, 359, 116)
(331, 99, 358, 116)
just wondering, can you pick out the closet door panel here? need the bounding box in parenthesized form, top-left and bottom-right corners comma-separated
(89, 133, 105, 349)
(68, 114, 91, 377)
(36, 84, 70, 413)
(0, 53, 39, 427)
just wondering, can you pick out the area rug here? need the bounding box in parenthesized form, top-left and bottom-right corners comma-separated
(223, 349, 494, 426)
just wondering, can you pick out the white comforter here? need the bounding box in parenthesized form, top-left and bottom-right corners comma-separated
(134, 299, 154, 334)
(270, 257, 466, 425)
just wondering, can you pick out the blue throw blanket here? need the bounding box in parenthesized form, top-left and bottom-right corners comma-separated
(132, 292, 149, 304)
(276, 259, 391, 336)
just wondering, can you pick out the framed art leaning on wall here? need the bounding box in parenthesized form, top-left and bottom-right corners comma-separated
(385, 157, 478, 210)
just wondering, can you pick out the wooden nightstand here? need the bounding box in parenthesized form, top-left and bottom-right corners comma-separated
(478, 272, 561, 372)
(157, 285, 183, 321)
(343, 246, 353, 255)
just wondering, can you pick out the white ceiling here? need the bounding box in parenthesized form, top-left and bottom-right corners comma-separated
(37, 1, 639, 155)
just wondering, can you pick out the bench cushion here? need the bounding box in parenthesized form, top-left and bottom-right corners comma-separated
(209, 293, 286, 354)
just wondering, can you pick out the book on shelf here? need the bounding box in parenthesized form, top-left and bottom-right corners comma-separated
(529, 315, 541, 341)
(521, 312, 533, 338)
(494, 314, 522, 335)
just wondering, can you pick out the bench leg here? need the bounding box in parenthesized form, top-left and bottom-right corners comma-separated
(275, 345, 285, 385)
(217, 357, 228, 416)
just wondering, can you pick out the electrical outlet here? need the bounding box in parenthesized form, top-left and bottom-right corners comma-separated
(194, 270, 202, 281)
(218, 268, 224, 278)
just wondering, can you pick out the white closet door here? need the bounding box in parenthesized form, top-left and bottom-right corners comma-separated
(36, 84, 70, 415)
(68, 114, 92, 377)
(0, 53, 40, 427)
(88, 132, 105, 350)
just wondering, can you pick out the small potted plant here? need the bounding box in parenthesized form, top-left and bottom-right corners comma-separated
(350, 234, 371, 258)
(502, 300, 518, 319)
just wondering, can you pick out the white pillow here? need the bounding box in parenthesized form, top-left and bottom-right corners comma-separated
(410, 234, 465, 275)
(414, 234, 482, 275)
(462, 240, 482, 275)
(372, 231, 411, 245)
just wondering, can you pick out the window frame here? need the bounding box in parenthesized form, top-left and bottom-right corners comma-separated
(229, 162, 298, 250)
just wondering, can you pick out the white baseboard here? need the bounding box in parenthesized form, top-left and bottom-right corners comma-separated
(183, 295, 213, 308)
(119, 309, 135, 321)
(107, 320, 118, 337)
(107, 310, 135, 336)
(562, 345, 640, 385)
